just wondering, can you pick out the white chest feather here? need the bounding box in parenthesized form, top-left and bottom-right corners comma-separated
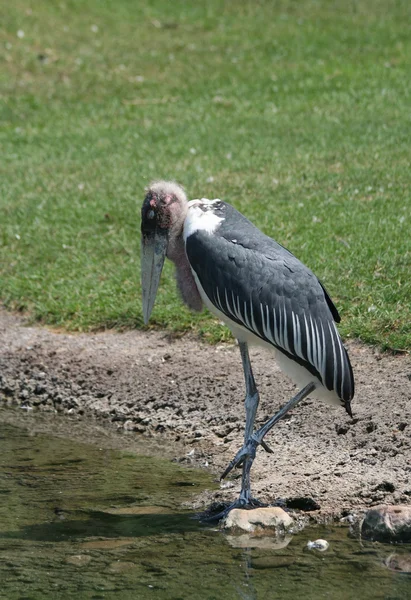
(183, 199, 223, 241)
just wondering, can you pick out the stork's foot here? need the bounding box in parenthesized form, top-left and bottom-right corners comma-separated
(200, 495, 267, 523)
(221, 436, 259, 481)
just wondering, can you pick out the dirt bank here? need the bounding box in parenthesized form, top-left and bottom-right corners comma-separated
(0, 309, 410, 520)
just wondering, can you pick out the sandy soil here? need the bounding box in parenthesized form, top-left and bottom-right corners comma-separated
(0, 309, 410, 520)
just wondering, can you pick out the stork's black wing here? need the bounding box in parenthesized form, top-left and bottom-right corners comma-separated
(185, 202, 354, 403)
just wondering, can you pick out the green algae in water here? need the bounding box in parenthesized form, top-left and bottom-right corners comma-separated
(0, 411, 410, 600)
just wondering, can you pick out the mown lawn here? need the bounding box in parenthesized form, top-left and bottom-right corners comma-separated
(0, 0, 410, 350)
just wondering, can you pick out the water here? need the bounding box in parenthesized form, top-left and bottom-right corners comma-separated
(0, 408, 409, 600)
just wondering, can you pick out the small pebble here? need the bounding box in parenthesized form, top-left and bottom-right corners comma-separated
(307, 539, 329, 552)
(340, 514, 356, 524)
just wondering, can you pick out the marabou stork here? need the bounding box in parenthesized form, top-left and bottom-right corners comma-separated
(141, 181, 354, 515)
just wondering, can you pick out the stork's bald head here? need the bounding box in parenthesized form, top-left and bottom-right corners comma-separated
(142, 181, 187, 232)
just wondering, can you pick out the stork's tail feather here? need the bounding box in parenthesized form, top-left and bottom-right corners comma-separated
(344, 399, 353, 418)
(322, 320, 354, 405)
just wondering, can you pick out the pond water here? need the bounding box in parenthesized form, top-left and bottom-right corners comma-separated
(0, 408, 409, 600)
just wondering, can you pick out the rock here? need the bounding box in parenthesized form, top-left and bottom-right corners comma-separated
(108, 561, 137, 573)
(307, 539, 329, 551)
(385, 553, 411, 573)
(223, 507, 293, 532)
(65, 554, 92, 566)
(339, 513, 357, 524)
(361, 505, 411, 542)
(80, 539, 133, 550)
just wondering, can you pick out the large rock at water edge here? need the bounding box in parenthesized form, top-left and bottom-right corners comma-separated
(224, 507, 293, 532)
(361, 505, 411, 543)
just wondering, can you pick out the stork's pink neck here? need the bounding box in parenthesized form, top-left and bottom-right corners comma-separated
(166, 217, 203, 313)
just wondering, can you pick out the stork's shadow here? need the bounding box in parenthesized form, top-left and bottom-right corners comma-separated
(0, 509, 206, 543)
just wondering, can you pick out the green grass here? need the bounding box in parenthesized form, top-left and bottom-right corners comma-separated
(0, 0, 410, 351)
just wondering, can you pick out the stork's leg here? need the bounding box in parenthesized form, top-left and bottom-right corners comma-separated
(203, 381, 317, 522)
(239, 341, 258, 443)
(200, 344, 262, 522)
(221, 381, 316, 481)
(238, 342, 273, 453)
(237, 341, 260, 504)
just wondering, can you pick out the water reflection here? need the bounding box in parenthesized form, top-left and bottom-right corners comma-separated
(385, 553, 411, 574)
(236, 550, 257, 600)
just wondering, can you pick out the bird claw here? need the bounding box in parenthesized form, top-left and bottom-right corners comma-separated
(220, 436, 259, 480)
(261, 440, 273, 454)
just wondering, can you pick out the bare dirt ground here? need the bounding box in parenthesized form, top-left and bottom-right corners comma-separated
(0, 309, 410, 520)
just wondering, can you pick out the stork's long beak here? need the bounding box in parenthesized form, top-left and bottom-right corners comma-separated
(141, 229, 168, 324)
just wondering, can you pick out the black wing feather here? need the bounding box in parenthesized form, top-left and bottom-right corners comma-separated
(185, 202, 354, 403)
